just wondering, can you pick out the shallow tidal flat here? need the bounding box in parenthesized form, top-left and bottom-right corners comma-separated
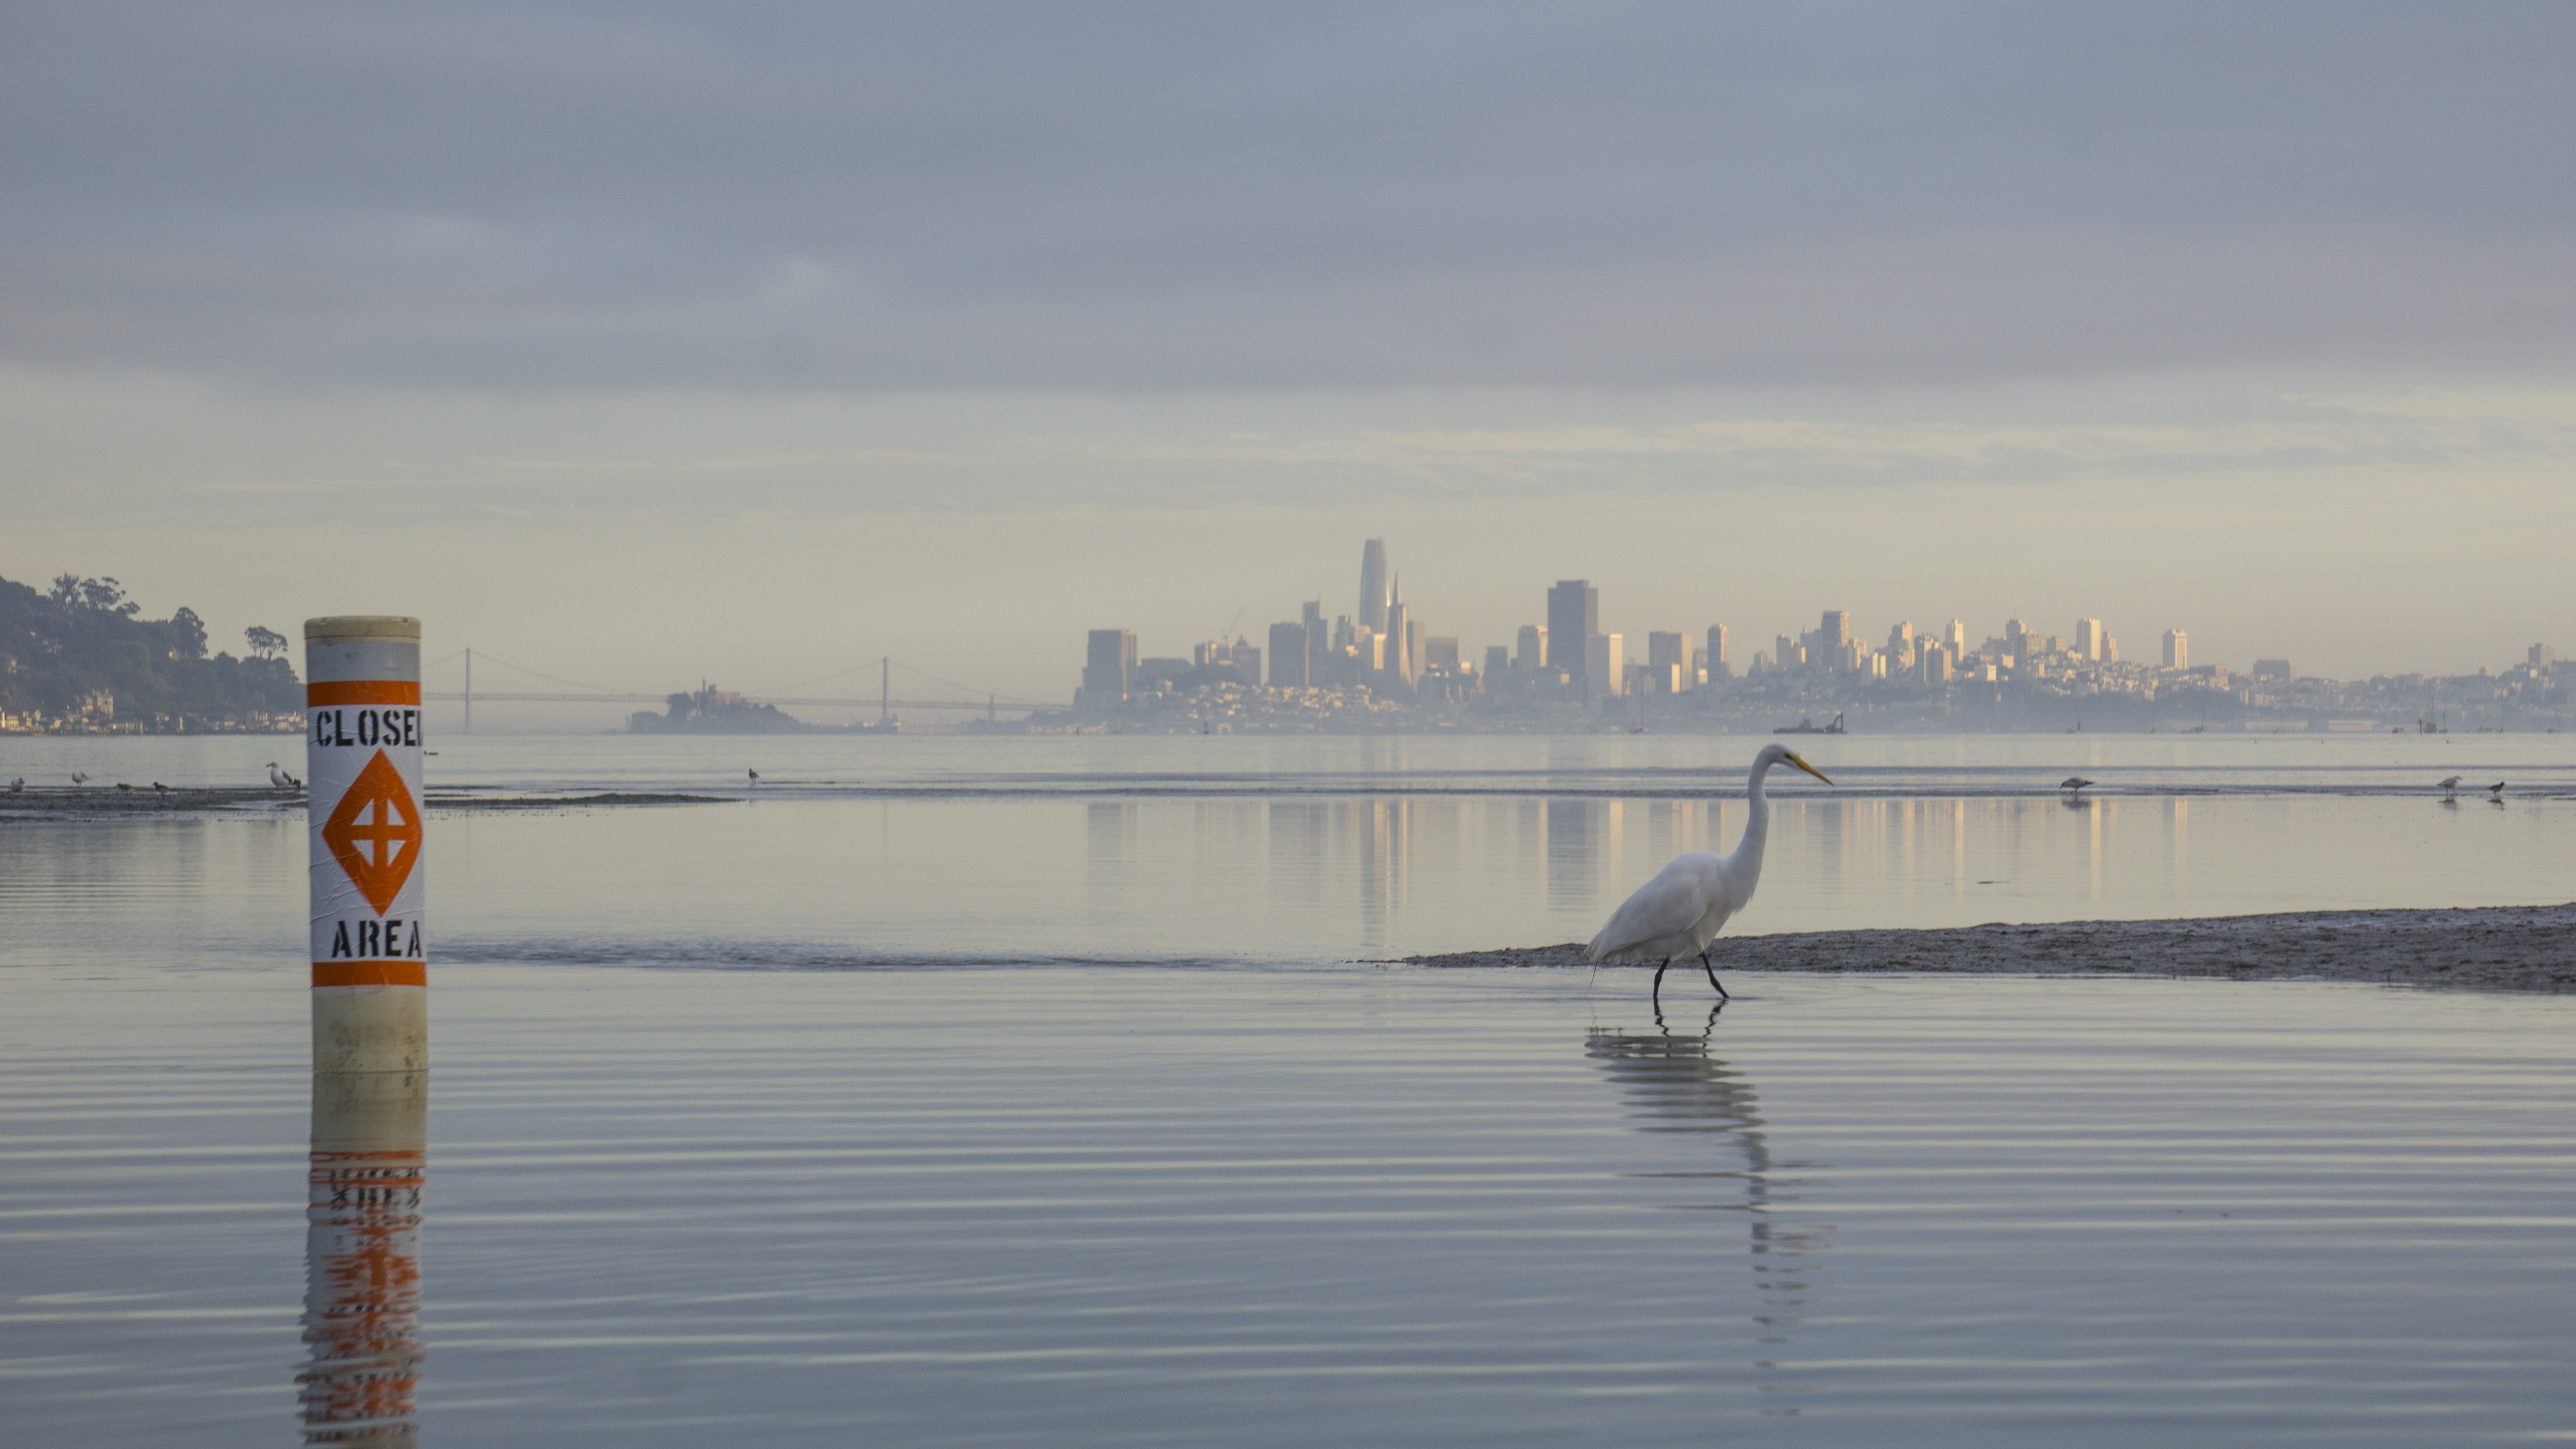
(1412, 902, 2576, 992)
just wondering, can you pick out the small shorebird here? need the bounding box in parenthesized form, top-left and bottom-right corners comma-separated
(152, 782, 170, 792)
(70, 772, 88, 785)
(267, 762, 299, 789)
(2488, 781, 2506, 799)
(8, 776, 23, 792)
(116, 782, 134, 791)
(2060, 776, 2096, 793)
(2437, 775, 2463, 798)
(748, 768, 761, 783)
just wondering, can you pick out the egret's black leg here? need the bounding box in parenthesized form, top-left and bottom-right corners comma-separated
(1699, 951, 1730, 1001)
(1652, 958, 1671, 1009)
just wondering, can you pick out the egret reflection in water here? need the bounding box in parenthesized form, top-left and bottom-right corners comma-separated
(1586, 1007, 1832, 1402)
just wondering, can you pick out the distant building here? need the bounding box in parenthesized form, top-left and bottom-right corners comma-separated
(1516, 625, 1547, 674)
(1945, 619, 1967, 655)
(1706, 624, 1729, 679)
(2104, 636, 2119, 664)
(1775, 634, 1800, 672)
(1385, 581, 1415, 688)
(1083, 629, 1137, 703)
(2251, 658, 2296, 681)
(2532, 643, 2556, 668)
(1302, 601, 1326, 679)
(2163, 629, 2188, 670)
(2075, 618, 2104, 661)
(1483, 644, 1511, 682)
(1887, 621, 1914, 665)
(1820, 610, 1850, 662)
(1359, 540, 1390, 634)
(1586, 633, 1623, 699)
(1921, 646, 1952, 685)
(1424, 635, 1460, 674)
(1647, 631, 1691, 689)
(1547, 581, 1598, 694)
(1269, 621, 1311, 687)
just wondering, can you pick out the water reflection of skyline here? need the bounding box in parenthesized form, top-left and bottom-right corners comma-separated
(1586, 1009, 1832, 1412)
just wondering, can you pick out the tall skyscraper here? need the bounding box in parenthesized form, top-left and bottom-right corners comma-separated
(2163, 629, 2187, 670)
(1706, 624, 1729, 678)
(1945, 619, 1967, 655)
(1546, 580, 1598, 693)
(2075, 618, 2103, 661)
(1269, 621, 1311, 687)
(1083, 629, 1136, 702)
(1384, 579, 1413, 688)
(1820, 610, 1850, 663)
(1359, 540, 1390, 634)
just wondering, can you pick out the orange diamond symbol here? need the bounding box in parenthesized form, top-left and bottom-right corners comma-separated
(322, 749, 423, 915)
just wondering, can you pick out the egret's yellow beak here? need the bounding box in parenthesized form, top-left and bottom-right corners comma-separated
(1785, 752, 1833, 786)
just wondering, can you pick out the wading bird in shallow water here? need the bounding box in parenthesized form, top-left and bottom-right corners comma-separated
(1588, 743, 1833, 1006)
(748, 768, 761, 784)
(2438, 775, 2463, 798)
(2061, 776, 2096, 793)
(2488, 781, 2506, 799)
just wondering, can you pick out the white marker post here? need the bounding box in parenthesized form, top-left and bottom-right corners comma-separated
(306, 616, 428, 1073)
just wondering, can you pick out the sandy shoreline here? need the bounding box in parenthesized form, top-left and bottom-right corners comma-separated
(1401, 903, 2576, 992)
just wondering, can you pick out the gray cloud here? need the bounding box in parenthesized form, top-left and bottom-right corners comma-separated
(6, 2, 2574, 390)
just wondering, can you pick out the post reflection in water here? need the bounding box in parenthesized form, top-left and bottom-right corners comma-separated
(299, 1071, 427, 1447)
(1585, 1009, 1831, 1411)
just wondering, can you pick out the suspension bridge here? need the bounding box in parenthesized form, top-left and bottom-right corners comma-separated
(421, 650, 1063, 731)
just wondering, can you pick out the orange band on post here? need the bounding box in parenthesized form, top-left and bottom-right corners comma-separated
(313, 961, 428, 988)
(307, 681, 422, 706)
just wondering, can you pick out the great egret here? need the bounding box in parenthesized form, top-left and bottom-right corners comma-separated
(1588, 743, 1834, 1004)
(2060, 776, 2096, 792)
(2438, 775, 2463, 798)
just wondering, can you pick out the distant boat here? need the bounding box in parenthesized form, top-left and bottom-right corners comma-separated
(1774, 711, 1844, 736)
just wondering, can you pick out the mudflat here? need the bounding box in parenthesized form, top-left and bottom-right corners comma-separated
(1403, 903, 2576, 992)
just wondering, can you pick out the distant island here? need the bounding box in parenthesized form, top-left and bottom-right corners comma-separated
(0, 573, 302, 734)
(626, 684, 810, 735)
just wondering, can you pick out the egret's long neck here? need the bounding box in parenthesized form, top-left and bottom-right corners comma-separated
(1734, 758, 1774, 866)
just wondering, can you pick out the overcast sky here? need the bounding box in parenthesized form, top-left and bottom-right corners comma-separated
(7, 2, 2572, 723)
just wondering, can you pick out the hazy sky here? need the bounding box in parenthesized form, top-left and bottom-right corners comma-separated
(8, 3, 2572, 726)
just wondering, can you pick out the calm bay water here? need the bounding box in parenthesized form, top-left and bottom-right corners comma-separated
(5, 969, 2574, 1446)
(4, 733, 2573, 1443)
(3, 733, 2572, 967)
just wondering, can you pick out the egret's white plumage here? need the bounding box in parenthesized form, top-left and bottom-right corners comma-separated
(1588, 743, 1832, 1000)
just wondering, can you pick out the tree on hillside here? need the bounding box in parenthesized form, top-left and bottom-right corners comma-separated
(246, 625, 287, 660)
(50, 573, 141, 617)
(166, 606, 208, 660)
